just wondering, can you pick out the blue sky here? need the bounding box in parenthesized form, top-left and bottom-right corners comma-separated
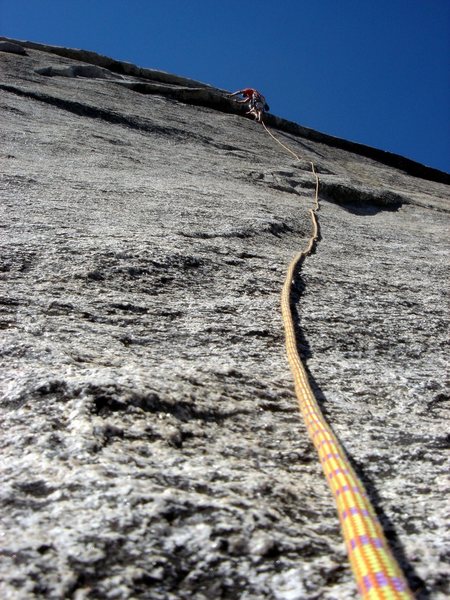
(2, 0, 449, 172)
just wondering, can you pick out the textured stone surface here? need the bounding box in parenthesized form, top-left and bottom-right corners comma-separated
(0, 40, 449, 599)
(0, 41, 27, 55)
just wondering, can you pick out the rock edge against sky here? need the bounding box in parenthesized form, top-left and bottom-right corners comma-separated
(0, 39, 449, 599)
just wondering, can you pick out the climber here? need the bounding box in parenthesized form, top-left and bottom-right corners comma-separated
(228, 88, 269, 123)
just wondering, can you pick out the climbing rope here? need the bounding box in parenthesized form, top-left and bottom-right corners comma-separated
(261, 120, 414, 599)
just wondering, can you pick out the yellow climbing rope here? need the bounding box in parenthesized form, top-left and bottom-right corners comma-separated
(261, 120, 414, 599)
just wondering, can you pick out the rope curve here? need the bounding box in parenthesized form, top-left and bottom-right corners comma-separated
(261, 120, 414, 599)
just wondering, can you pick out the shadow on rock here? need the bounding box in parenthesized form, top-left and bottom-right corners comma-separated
(321, 181, 405, 215)
(288, 257, 431, 599)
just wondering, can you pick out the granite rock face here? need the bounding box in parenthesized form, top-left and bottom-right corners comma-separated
(0, 39, 449, 600)
(0, 41, 28, 55)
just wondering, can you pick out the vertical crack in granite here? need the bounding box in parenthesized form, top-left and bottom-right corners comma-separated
(0, 39, 449, 600)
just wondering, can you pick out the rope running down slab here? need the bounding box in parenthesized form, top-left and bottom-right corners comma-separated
(261, 120, 414, 599)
